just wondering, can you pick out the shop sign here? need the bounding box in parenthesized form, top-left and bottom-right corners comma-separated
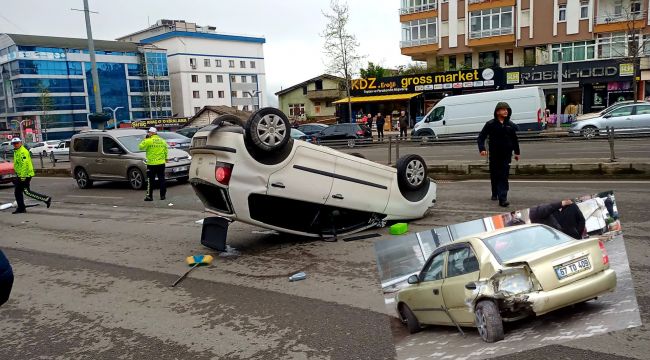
(506, 72, 520, 84)
(131, 117, 189, 129)
(350, 68, 502, 96)
(18, 51, 66, 60)
(619, 63, 635, 77)
(508, 60, 634, 85)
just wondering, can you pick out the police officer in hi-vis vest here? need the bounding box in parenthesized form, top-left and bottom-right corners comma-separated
(138, 127, 168, 201)
(11, 137, 52, 214)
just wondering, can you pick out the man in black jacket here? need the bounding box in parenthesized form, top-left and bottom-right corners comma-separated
(477, 102, 520, 207)
(0, 249, 13, 306)
(529, 199, 586, 239)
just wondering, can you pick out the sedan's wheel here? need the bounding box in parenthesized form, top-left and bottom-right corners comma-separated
(475, 300, 504, 343)
(582, 126, 598, 139)
(397, 154, 428, 191)
(400, 304, 421, 334)
(347, 138, 356, 148)
(128, 168, 145, 190)
(75, 168, 93, 189)
(245, 108, 291, 152)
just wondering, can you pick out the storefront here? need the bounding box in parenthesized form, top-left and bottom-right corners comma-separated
(126, 117, 189, 131)
(505, 60, 636, 115)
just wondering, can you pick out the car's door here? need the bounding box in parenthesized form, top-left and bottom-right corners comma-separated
(427, 106, 447, 135)
(631, 104, 650, 129)
(405, 251, 450, 325)
(267, 146, 335, 205)
(441, 244, 481, 325)
(101, 136, 128, 179)
(72, 137, 100, 178)
(603, 105, 634, 131)
(318, 126, 339, 141)
(325, 156, 392, 214)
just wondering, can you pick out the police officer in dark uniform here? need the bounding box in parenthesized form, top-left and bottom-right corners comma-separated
(477, 102, 520, 207)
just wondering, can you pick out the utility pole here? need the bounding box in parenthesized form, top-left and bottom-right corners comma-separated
(556, 50, 563, 129)
(81, 0, 103, 129)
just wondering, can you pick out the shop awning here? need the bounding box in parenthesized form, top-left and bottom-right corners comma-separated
(332, 92, 422, 104)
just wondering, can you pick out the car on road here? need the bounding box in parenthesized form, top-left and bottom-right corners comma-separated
(176, 127, 202, 139)
(0, 159, 15, 184)
(576, 100, 650, 121)
(28, 140, 61, 156)
(0, 142, 11, 156)
(297, 123, 328, 136)
(49, 139, 71, 162)
(290, 128, 310, 142)
(311, 123, 372, 147)
(189, 108, 437, 242)
(396, 224, 616, 343)
(569, 103, 650, 138)
(70, 129, 191, 190)
(157, 132, 191, 150)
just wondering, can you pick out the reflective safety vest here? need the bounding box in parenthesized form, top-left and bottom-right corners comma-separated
(13, 145, 35, 179)
(138, 135, 168, 165)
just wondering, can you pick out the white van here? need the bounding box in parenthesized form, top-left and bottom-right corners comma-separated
(412, 87, 546, 137)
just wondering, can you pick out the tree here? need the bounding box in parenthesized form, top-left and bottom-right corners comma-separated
(395, 62, 435, 75)
(322, 0, 362, 122)
(38, 83, 53, 141)
(360, 62, 386, 79)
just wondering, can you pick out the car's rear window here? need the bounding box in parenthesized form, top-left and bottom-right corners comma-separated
(72, 138, 98, 153)
(482, 226, 575, 263)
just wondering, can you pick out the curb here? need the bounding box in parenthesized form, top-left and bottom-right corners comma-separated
(35, 168, 70, 177)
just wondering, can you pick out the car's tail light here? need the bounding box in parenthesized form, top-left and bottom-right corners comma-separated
(599, 240, 609, 265)
(356, 130, 364, 136)
(169, 142, 177, 147)
(215, 163, 232, 185)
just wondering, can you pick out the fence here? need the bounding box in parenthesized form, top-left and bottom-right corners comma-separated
(1, 149, 69, 168)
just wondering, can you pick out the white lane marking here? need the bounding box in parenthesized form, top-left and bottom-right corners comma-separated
(66, 195, 124, 199)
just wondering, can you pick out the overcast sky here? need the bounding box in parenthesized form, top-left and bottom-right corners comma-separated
(0, 0, 413, 106)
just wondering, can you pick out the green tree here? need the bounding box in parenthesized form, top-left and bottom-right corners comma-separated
(360, 62, 386, 79)
(396, 62, 436, 75)
(38, 83, 53, 141)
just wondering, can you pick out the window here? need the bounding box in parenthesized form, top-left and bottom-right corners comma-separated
(102, 137, 123, 154)
(469, 7, 513, 39)
(597, 33, 629, 59)
(484, 226, 574, 263)
(240, 60, 246, 68)
(194, 107, 201, 114)
(447, 247, 479, 278)
(73, 137, 98, 152)
(631, 0, 642, 14)
(400, 0, 437, 14)
(401, 17, 437, 47)
(479, 51, 499, 67)
(191, 75, 199, 83)
(464, 53, 473, 67)
(302, 86, 308, 95)
(505, 49, 514, 66)
(229, 60, 235, 68)
(429, 106, 445, 122)
(206, 75, 212, 83)
(207, 91, 214, 98)
(193, 91, 200, 99)
(231, 91, 238, 98)
(422, 252, 445, 282)
(288, 104, 306, 117)
(610, 106, 634, 117)
(315, 79, 323, 90)
(449, 55, 457, 70)
(524, 47, 536, 66)
(243, 92, 249, 97)
(552, 41, 596, 62)
(634, 105, 650, 115)
(241, 75, 247, 83)
(558, 4, 567, 22)
(204, 59, 211, 67)
(216, 59, 222, 67)
(251, 75, 258, 83)
(218, 91, 225, 98)
(580, 1, 589, 19)
(189, 58, 197, 68)
(250, 61, 256, 68)
(230, 75, 237, 83)
(217, 75, 224, 83)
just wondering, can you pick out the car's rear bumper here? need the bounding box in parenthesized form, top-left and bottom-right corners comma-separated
(528, 268, 616, 316)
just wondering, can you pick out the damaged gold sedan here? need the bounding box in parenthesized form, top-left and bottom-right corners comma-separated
(395, 224, 616, 342)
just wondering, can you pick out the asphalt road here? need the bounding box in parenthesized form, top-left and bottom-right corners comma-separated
(0, 177, 649, 359)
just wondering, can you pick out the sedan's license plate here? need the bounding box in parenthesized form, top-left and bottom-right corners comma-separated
(173, 166, 188, 173)
(555, 257, 591, 280)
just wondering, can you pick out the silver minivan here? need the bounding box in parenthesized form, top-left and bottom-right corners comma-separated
(70, 129, 191, 190)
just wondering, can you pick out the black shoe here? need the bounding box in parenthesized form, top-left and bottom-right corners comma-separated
(12, 208, 26, 214)
(499, 201, 510, 207)
(144, 197, 153, 202)
(45, 197, 52, 209)
(491, 196, 498, 201)
(160, 195, 166, 201)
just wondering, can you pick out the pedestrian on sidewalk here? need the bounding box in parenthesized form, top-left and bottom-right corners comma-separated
(366, 113, 374, 140)
(139, 127, 168, 201)
(10, 137, 52, 214)
(376, 112, 385, 141)
(477, 102, 520, 207)
(398, 110, 409, 139)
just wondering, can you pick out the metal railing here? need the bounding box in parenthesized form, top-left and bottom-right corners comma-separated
(469, 27, 514, 39)
(400, 37, 438, 48)
(399, 3, 437, 15)
(595, 11, 647, 25)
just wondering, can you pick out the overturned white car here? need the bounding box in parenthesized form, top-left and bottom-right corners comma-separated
(188, 108, 436, 246)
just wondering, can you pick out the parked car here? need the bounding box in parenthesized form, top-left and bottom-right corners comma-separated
(157, 132, 191, 150)
(396, 224, 616, 342)
(49, 139, 71, 162)
(569, 103, 650, 138)
(576, 100, 650, 121)
(0, 142, 11, 156)
(311, 123, 372, 147)
(189, 108, 436, 242)
(29, 140, 61, 156)
(297, 123, 328, 136)
(290, 128, 310, 142)
(0, 159, 16, 184)
(70, 129, 191, 190)
(176, 127, 202, 139)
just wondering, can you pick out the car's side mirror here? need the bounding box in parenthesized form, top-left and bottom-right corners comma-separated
(108, 147, 123, 154)
(407, 275, 420, 284)
(603, 114, 612, 119)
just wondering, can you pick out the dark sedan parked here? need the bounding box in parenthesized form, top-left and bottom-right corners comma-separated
(312, 123, 372, 147)
(297, 123, 328, 136)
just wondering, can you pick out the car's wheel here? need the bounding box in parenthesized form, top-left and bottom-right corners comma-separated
(582, 126, 598, 139)
(416, 129, 435, 141)
(75, 167, 93, 189)
(177, 176, 189, 184)
(245, 107, 291, 152)
(399, 304, 421, 334)
(347, 138, 356, 148)
(349, 152, 366, 159)
(397, 154, 428, 191)
(475, 300, 504, 343)
(128, 167, 145, 190)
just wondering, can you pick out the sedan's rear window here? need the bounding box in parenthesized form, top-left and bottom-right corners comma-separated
(482, 226, 575, 263)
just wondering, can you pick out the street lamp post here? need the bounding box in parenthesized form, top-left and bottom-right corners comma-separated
(11, 119, 28, 141)
(104, 106, 124, 129)
(556, 50, 563, 129)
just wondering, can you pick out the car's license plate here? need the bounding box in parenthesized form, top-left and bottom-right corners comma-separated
(193, 137, 207, 148)
(173, 166, 188, 173)
(555, 257, 591, 280)
(1, 174, 15, 179)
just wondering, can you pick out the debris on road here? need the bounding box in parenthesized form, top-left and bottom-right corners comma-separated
(389, 223, 409, 235)
(171, 254, 214, 287)
(168, 203, 174, 207)
(289, 272, 307, 282)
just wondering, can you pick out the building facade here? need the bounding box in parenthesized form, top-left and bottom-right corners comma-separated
(117, 20, 267, 117)
(399, 0, 650, 113)
(275, 74, 345, 120)
(0, 33, 172, 140)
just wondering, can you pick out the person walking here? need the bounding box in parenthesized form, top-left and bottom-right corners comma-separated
(10, 137, 51, 214)
(366, 113, 374, 139)
(139, 127, 168, 201)
(398, 110, 409, 139)
(376, 112, 385, 141)
(477, 102, 520, 207)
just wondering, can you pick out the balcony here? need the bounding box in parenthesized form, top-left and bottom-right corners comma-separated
(594, 11, 647, 32)
(400, 37, 438, 48)
(400, 38, 439, 61)
(468, 0, 516, 11)
(306, 89, 343, 101)
(468, 27, 515, 46)
(399, 3, 437, 15)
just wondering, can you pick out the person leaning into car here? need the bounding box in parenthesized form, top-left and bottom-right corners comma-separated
(10, 137, 52, 214)
(139, 127, 168, 201)
(477, 102, 520, 208)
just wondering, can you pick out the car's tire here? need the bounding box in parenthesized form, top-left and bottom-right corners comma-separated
(582, 125, 598, 139)
(74, 167, 93, 189)
(397, 154, 428, 191)
(475, 300, 504, 343)
(177, 176, 189, 184)
(212, 114, 245, 127)
(245, 107, 291, 152)
(349, 152, 366, 159)
(399, 304, 421, 334)
(128, 167, 145, 190)
(416, 129, 435, 141)
(347, 138, 356, 148)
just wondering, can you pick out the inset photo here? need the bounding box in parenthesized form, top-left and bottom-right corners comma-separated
(374, 191, 639, 359)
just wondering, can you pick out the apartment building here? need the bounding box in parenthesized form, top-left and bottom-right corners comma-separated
(275, 74, 345, 120)
(399, 0, 650, 113)
(117, 20, 266, 118)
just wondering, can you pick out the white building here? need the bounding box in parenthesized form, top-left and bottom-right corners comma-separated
(117, 20, 266, 117)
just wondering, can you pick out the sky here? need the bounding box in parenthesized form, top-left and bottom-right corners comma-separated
(0, 0, 413, 106)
